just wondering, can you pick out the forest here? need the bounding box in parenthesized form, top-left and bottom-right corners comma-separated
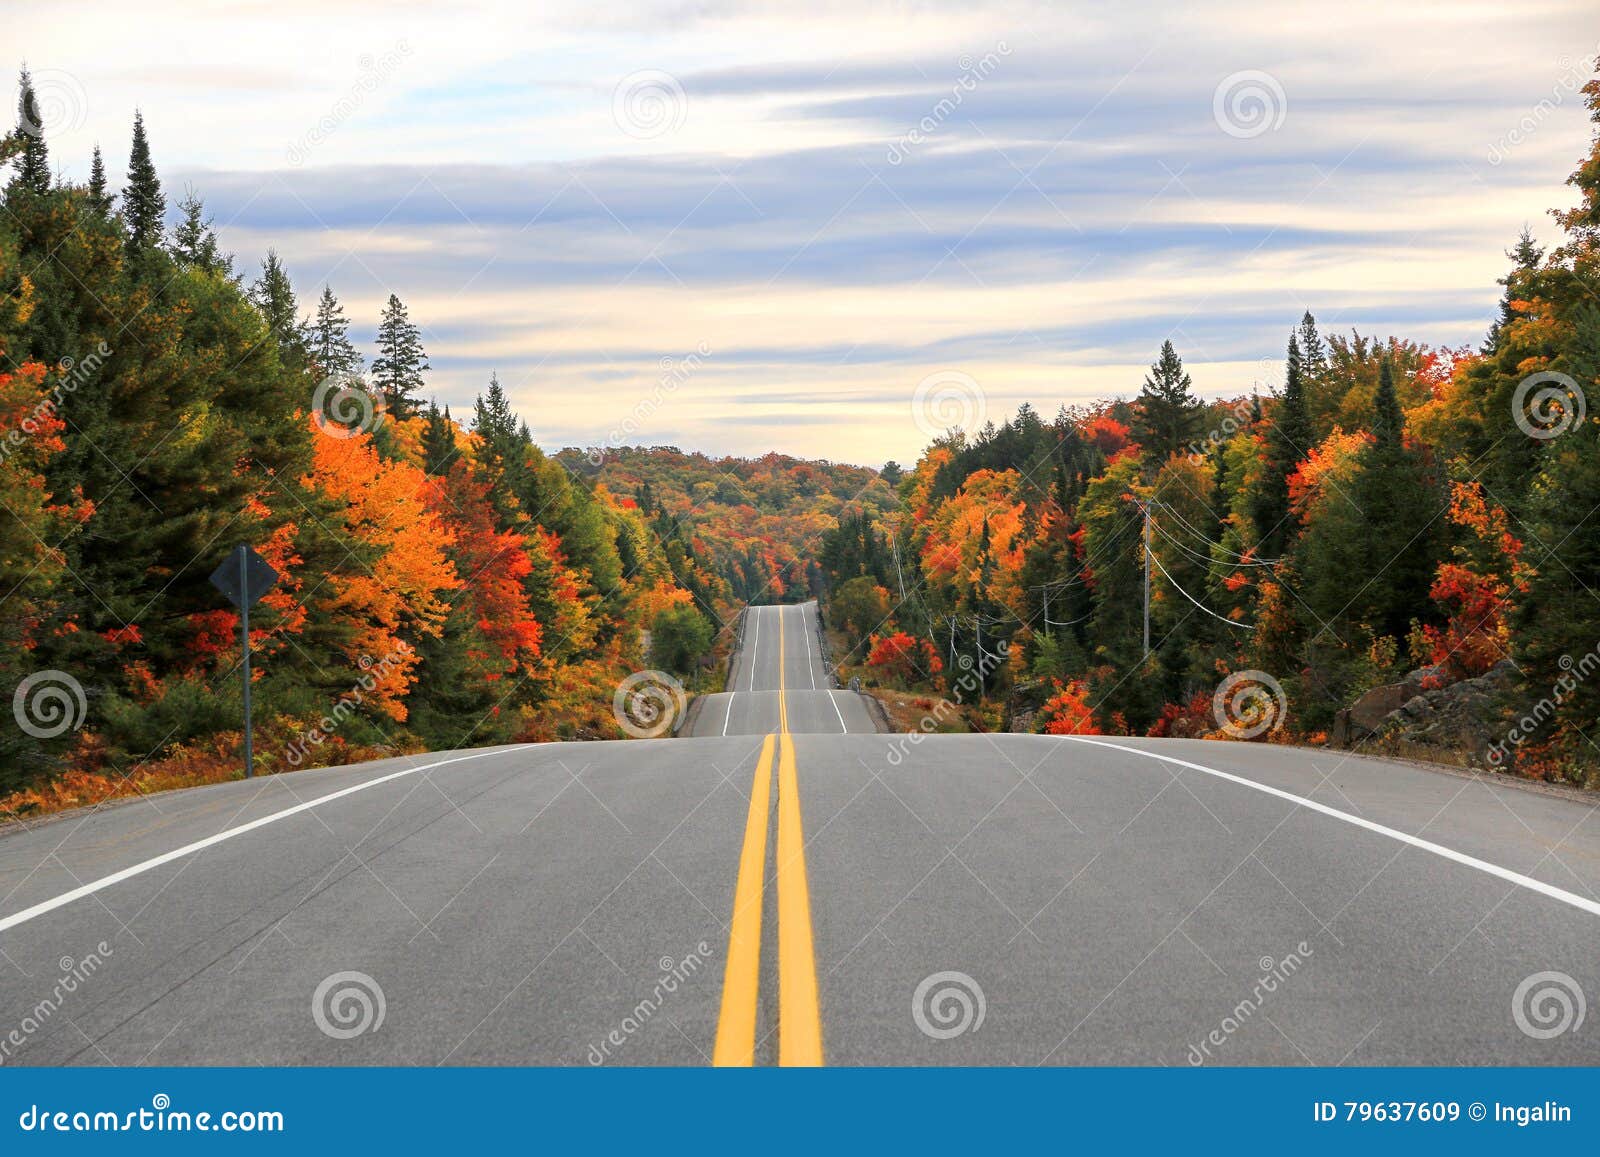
(0, 75, 746, 812)
(816, 74, 1600, 788)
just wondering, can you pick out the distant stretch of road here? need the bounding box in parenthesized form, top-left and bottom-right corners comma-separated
(686, 602, 879, 736)
(1, 599, 1597, 1066)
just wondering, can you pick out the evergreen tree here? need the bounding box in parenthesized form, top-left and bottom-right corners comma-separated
(1483, 227, 1544, 354)
(370, 292, 428, 420)
(170, 187, 229, 276)
(1132, 339, 1201, 466)
(1254, 333, 1312, 558)
(86, 145, 111, 214)
(122, 111, 165, 256)
(310, 284, 363, 379)
(249, 249, 307, 367)
(421, 401, 458, 475)
(12, 67, 51, 195)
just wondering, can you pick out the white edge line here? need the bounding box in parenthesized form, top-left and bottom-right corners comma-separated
(747, 605, 761, 693)
(721, 689, 735, 736)
(0, 745, 535, 934)
(827, 690, 849, 734)
(1055, 736, 1600, 920)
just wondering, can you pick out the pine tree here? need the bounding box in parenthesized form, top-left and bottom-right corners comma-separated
(12, 67, 51, 195)
(421, 402, 458, 475)
(122, 111, 165, 255)
(250, 249, 307, 367)
(1132, 340, 1201, 466)
(170, 187, 229, 275)
(86, 145, 110, 214)
(1482, 227, 1544, 354)
(370, 293, 428, 420)
(310, 285, 363, 379)
(1254, 333, 1312, 558)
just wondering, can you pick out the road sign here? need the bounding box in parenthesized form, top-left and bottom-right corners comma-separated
(210, 545, 279, 778)
(209, 545, 279, 609)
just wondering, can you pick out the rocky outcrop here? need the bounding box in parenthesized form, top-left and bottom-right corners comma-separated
(1332, 660, 1516, 760)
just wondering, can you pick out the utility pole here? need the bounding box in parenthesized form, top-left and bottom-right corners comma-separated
(1139, 498, 1153, 660)
(888, 518, 907, 602)
(1042, 584, 1050, 634)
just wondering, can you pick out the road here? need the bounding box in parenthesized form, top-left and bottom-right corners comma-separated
(686, 602, 879, 737)
(1, 600, 1597, 1066)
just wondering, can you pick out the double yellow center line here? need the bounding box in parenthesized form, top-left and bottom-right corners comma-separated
(712, 607, 824, 1066)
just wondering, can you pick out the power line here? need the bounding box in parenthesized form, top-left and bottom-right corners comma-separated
(1147, 547, 1255, 630)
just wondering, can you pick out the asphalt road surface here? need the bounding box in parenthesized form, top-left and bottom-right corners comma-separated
(2, 600, 1597, 1066)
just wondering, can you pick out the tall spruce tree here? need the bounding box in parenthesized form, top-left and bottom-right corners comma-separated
(122, 111, 165, 256)
(370, 293, 428, 420)
(249, 249, 307, 367)
(86, 144, 111, 214)
(170, 187, 229, 276)
(1483, 227, 1544, 354)
(1254, 333, 1312, 558)
(310, 285, 363, 379)
(1132, 340, 1202, 466)
(12, 67, 51, 195)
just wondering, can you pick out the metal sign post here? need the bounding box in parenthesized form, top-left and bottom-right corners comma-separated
(208, 545, 280, 778)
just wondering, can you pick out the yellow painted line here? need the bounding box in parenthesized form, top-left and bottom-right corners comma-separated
(777, 606, 790, 733)
(776, 730, 823, 1065)
(713, 733, 777, 1066)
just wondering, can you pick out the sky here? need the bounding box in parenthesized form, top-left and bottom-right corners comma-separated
(11, 0, 1600, 466)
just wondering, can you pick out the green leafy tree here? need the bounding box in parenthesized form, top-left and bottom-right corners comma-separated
(649, 605, 714, 674)
(310, 284, 363, 379)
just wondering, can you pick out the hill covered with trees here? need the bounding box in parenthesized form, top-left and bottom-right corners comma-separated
(817, 72, 1600, 787)
(0, 73, 728, 812)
